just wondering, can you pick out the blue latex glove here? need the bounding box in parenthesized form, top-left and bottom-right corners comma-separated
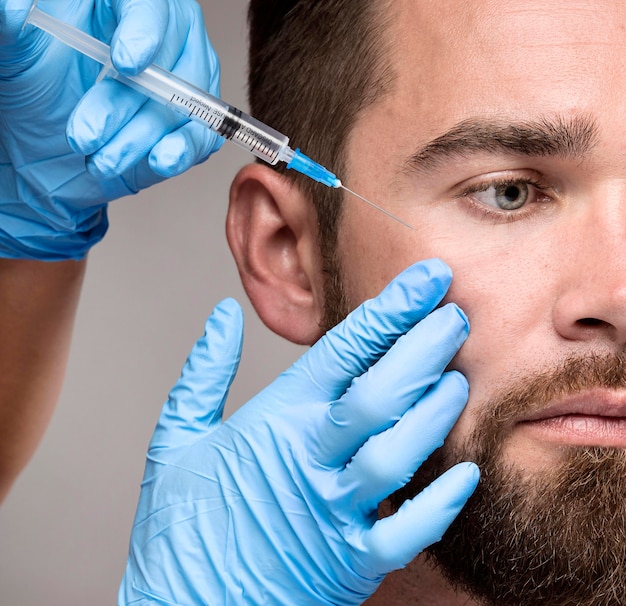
(0, 0, 223, 260)
(119, 259, 480, 605)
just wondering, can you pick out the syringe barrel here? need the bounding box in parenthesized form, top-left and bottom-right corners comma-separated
(26, 6, 290, 166)
(194, 101, 290, 166)
(118, 64, 290, 165)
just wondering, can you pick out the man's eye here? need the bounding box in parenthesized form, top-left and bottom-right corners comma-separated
(471, 181, 529, 210)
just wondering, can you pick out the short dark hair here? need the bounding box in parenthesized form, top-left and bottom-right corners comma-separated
(247, 0, 395, 325)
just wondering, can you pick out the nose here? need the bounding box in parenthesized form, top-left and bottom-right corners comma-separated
(552, 194, 626, 346)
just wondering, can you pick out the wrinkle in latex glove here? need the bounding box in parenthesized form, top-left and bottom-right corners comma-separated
(119, 259, 480, 605)
(0, 0, 222, 260)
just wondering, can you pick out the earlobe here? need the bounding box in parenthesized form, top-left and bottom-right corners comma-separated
(226, 164, 326, 345)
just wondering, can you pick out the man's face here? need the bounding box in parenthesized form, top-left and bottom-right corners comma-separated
(333, 1, 626, 603)
(339, 0, 626, 478)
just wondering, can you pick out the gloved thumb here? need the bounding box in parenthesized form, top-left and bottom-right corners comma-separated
(148, 298, 244, 453)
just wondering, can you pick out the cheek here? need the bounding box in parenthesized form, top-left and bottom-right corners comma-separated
(337, 214, 558, 440)
(337, 213, 555, 338)
(337, 216, 426, 303)
(442, 248, 556, 441)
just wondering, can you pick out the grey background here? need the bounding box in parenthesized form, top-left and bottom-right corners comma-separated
(0, 2, 305, 604)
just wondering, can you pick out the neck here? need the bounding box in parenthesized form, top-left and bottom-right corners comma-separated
(365, 554, 479, 606)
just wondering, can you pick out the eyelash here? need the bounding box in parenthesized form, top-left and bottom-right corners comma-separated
(457, 176, 553, 222)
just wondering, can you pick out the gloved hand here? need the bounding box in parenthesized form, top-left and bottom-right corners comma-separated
(0, 0, 223, 260)
(119, 259, 480, 605)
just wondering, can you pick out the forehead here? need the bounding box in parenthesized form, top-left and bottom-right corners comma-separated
(384, 0, 626, 128)
(343, 0, 626, 190)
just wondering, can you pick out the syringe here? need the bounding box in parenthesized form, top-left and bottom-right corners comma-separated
(24, 3, 413, 230)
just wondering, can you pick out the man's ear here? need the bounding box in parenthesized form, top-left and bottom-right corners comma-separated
(226, 163, 326, 345)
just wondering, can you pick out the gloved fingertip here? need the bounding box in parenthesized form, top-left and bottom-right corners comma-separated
(366, 258, 454, 325)
(445, 367, 470, 390)
(439, 302, 470, 336)
(419, 257, 453, 280)
(209, 299, 245, 380)
(85, 155, 113, 179)
(198, 298, 245, 373)
(418, 258, 452, 295)
(149, 130, 224, 177)
(209, 298, 244, 338)
(67, 112, 100, 157)
(148, 135, 193, 177)
(110, 24, 161, 75)
(438, 461, 481, 504)
(110, 0, 169, 74)
(365, 461, 480, 572)
(458, 460, 481, 489)
(452, 303, 470, 331)
(207, 56, 222, 98)
(111, 38, 150, 76)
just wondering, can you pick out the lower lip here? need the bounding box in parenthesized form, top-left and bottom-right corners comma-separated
(519, 415, 626, 447)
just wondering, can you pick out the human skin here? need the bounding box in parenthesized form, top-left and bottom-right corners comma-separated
(339, 0, 626, 473)
(345, 1, 626, 602)
(227, 0, 626, 603)
(0, 259, 86, 503)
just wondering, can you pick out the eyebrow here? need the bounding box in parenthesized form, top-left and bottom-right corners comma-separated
(405, 114, 599, 174)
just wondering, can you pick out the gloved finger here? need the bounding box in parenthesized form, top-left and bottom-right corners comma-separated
(85, 99, 224, 179)
(149, 121, 225, 178)
(294, 258, 453, 400)
(340, 371, 469, 511)
(360, 461, 479, 574)
(70, 9, 220, 177)
(108, 0, 169, 74)
(316, 303, 469, 467)
(67, 78, 152, 158)
(84, 97, 182, 178)
(110, 0, 207, 76)
(75, 0, 171, 155)
(148, 298, 244, 453)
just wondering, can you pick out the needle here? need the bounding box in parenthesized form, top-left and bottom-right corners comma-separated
(339, 185, 415, 230)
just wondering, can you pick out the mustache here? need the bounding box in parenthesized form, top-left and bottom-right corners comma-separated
(428, 352, 626, 606)
(388, 353, 626, 516)
(473, 352, 626, 445)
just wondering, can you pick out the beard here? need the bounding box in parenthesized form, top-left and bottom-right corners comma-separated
(320, 258, 626, 604)
(389, 353, 626, 606)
